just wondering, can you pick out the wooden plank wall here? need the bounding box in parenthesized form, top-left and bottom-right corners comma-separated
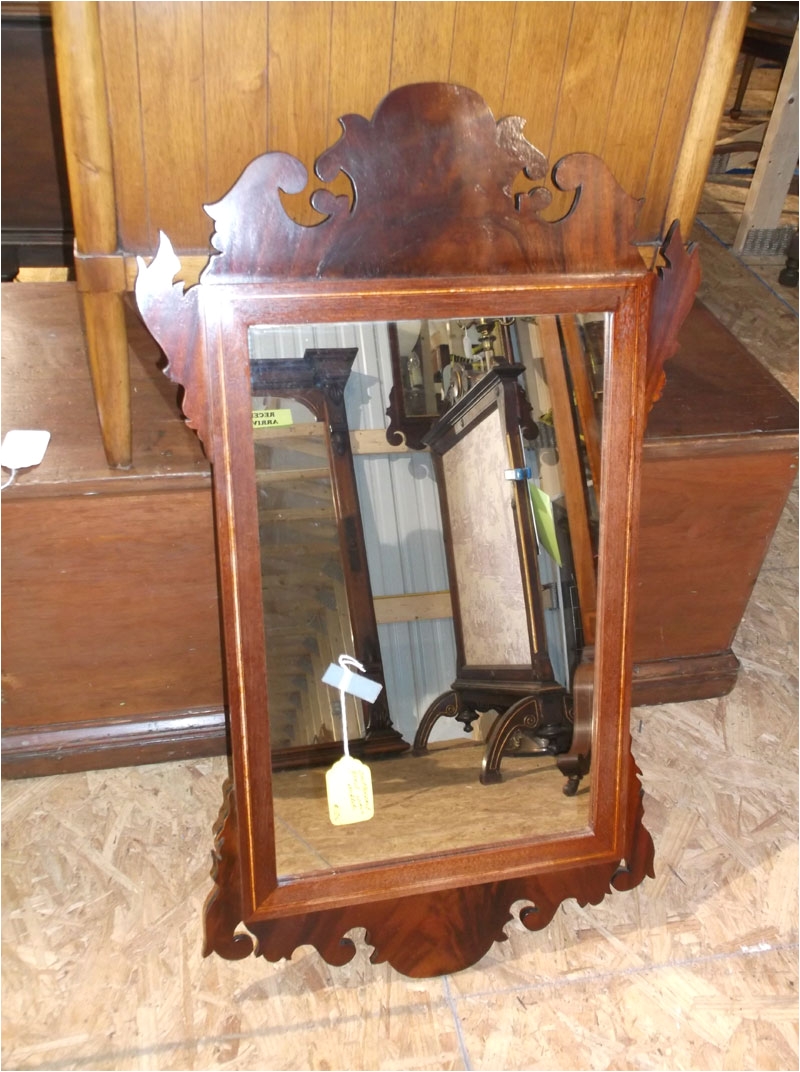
(95, 1, 747, 253)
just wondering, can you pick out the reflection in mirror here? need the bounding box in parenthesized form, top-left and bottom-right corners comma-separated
(247, 328, 408, 773)
(390, 317, 515, 418)
(250, 394, 363, 751)
(250, 315, 606, 880)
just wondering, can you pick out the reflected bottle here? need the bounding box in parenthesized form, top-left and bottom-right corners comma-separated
(406, 350, 424, 414)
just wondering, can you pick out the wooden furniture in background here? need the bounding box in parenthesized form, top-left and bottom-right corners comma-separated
(48, 0, 750, 468)
(732, 27, 798, 255)
(729, 1, 797, 119)
(1, 2, 73, 280)
(2, 284, 796, 778)
(1, 283, 225, 775)
(634, 300, 798, 702)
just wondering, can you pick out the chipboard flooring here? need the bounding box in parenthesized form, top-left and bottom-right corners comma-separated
(2, 59, 798, 1072)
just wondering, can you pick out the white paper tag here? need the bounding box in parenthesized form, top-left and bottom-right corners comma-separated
(1, 430, 50, 470)
(325, 755, 374, 825)
(322, 662, 382, 703)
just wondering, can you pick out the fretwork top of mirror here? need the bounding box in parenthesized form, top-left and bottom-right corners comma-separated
(135, 82, 670, 978)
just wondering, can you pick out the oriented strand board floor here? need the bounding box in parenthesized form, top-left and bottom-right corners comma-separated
(2, 62, 798, 1072)
(273, 743, 590, 877)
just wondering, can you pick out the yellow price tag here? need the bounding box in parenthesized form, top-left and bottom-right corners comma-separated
(325, 755, 374, 826)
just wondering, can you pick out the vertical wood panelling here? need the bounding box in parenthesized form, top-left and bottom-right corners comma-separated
(501, 3, 574, 158)
(267, 2, 332, 225)
(639, 2, 718, 239)
(601, 3, 686, 205)
(328, 3, 394, 131)
(389, 2, 457, 87)
(97, 2, 149, 251)
(448, 2, 517, 117)
(324, 1, 395, 213)
(548, 2, 632, 163)
(202, 2, 269, 204)
(89, 1, 736, 251)
(136, 2, 207, 249)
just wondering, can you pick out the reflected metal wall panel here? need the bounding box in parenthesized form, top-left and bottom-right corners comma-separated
(251, 320, 455, 744)
(378, 619, 458, 745)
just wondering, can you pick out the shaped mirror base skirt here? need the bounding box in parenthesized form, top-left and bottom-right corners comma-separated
(203, 762, 654, 978)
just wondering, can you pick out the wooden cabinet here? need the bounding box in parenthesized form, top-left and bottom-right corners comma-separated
(2, 284, 796, 777)
(1, 283, 225, 775)
(47, 1, 750, 466)
(635, 300, 798, 702)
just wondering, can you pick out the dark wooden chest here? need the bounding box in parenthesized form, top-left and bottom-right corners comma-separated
(1, 286, 796, 775)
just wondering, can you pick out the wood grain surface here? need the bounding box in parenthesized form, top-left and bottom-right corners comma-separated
(86, 0, 748, 251)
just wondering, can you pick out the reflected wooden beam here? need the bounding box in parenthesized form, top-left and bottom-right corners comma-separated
(537, 316, 597, 645)
(558, 316, 602, 493)
(373, 591, 453, 625)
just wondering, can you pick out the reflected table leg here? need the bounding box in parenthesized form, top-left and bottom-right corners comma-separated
(412, 690, 478, 754)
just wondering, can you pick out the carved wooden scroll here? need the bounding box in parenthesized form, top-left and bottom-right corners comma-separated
(195, 82, 643, 283)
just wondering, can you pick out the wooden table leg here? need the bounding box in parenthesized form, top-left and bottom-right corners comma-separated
(80, 289, 132, 468)
(53, 2, 132, 468)
(730, 51, 756, 119)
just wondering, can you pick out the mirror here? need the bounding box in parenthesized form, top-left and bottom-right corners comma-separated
(246, 313, 607, 879)
(245, 332, 406, 769)
(135, 82, 661, 977)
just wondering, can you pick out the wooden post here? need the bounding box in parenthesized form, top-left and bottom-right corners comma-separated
(51, 1, 131, 467)
(733, 29, 799, 254)
(665, 1, 750, 239)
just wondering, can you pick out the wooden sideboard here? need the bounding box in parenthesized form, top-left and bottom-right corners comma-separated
(2, 283, 796, 777)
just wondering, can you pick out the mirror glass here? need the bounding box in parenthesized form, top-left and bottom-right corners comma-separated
(250, 394, 363, 752)
(248, 312, 608, 879)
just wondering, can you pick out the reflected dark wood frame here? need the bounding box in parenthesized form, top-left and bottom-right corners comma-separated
(135, 82, 656, 978)
(248, 346, 407, 768)
(385, 321, 437, 450)
(411, 364, 590, 792)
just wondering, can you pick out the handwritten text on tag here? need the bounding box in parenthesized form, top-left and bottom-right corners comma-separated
(325, 755, 374, 825)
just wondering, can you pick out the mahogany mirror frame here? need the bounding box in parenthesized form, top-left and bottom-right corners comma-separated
(135, 82, 662, 978)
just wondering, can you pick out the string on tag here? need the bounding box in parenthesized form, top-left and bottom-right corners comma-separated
(335, 653, 365, 758)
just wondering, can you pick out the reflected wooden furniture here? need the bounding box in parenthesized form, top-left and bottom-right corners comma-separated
(248, 347, 407, 766)
(411, 366, 589, 793)
(2, 284, 796, 778)
(48, 1, 750, 468)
